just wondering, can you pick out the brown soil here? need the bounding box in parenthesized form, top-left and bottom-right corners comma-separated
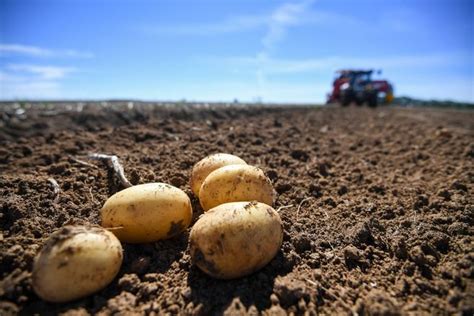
(0, 103, 473, 315)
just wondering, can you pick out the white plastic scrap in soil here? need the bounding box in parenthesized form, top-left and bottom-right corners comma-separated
(47, 178, 61, 202)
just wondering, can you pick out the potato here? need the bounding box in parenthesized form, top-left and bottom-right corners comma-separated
(199, 164, 275, 211)
(32, 225, 123, 303)
(190, 201, 283, 279)
(190, 153, 247, 196)
(101, 183, 192, 243)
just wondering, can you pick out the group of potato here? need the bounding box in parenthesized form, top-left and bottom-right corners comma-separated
(189, 154, 283, 279)
(31, 153, 283, 303)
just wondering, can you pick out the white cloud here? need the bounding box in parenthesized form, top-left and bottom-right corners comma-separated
(0, 44, 94, 58)
(0, 44, 49, 57)
(6, 64, 76, 79)
(0, 64, 76, 99)
(262, 0, 314, 50)
(255, 1, 315, 98)
(0, 43, 88, 99)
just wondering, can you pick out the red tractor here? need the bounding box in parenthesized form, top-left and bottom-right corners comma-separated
(327, 69, 394, 107)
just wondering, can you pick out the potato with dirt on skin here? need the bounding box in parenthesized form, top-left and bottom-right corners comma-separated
(190, 153, 247, 196)
(198, 164, 275, 211)
(101, 183, 192, 243)
(190, 201, 283, 279)
(32, 225, 123, 303)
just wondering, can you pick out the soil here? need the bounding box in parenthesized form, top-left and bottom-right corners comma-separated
(0, 102, 473, 315)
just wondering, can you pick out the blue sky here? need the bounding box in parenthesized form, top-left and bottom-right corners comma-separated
(0, 0, 472, 103)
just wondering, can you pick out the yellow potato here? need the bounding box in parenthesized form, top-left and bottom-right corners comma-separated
(190, 201, 283, 279)
(101, 183, 192, 243)
(32, 225, 123, 303)
(199, 164, 275, 211)
(190, 153, 247, 196)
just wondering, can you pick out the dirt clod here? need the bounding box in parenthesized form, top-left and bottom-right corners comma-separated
(274, 276, 308, 307)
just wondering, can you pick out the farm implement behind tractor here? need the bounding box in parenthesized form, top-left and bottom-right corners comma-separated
(327, 69, 394, 107)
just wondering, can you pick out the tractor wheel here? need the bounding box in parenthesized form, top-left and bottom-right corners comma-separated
(367, 92, 378, 108)
(341, 90, 353, 106)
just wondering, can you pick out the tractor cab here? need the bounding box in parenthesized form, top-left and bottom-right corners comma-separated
(335, 70, 372, 90)
(328, 69, 394, 107)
